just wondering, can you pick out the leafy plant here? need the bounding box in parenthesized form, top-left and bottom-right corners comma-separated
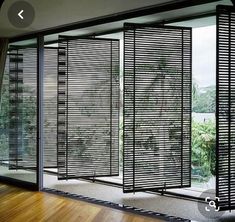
(192, 119, 216, 178)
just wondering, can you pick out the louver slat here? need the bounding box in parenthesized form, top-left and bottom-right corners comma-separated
(58, 37, 119, 179)
(216, 5, 235, 211)
(123, 23, 192, 193)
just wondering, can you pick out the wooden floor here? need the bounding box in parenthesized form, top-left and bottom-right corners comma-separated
(0, 183, 165, 222)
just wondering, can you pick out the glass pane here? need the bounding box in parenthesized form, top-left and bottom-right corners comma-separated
(191, 25, 216, 191)
(0, 39, 37, 183)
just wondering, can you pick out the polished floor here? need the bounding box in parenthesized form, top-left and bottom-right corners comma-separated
(0, 183, 165, 222)
(43, 173, 206, 221)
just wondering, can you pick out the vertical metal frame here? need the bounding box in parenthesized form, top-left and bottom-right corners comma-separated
(37, 35, 44, 190)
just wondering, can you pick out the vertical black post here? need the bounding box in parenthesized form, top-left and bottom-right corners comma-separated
(37, 35, 44, 190)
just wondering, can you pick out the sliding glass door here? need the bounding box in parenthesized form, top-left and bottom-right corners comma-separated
(0, 39, 38, 186)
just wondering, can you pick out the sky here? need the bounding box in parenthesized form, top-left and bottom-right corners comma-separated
(99, 24, 217, 89)
(192, 25, 216, 88)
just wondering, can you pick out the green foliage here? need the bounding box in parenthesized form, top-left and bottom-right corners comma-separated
(192, 120, 216, 178)
(0, 73, 9, 128)
(192, 83, 216, 113)
(0, 73, 9, 160)
(0, 73, 37, 159)
(21, 89, 37, 156)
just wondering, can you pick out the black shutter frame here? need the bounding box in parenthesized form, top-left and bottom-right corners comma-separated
(57, 36, 120, 179)
(123, 23, 192, 193)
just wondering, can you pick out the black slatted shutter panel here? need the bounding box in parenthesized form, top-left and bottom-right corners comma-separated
(9, 50, 23, 169)
(9, 48, 37, 170)
(217, 5, 235, 211)
(123, 23, 192, 193)
(44, 47, 58, 168)
(58, 37, 119, 179)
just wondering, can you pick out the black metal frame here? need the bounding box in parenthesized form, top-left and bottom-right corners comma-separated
(37, 36, 44, 190)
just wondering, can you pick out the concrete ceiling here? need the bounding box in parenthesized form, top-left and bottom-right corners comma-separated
(43, 0, 231, 43)
(0, 0, 232, 41)
(0, 0, 187, 37)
